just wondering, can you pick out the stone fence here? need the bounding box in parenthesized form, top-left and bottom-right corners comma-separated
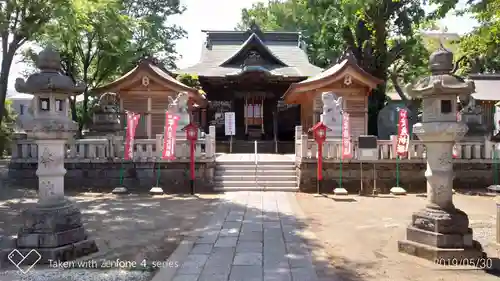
(293, 126, 499, 193)
(7, 127, 217, 193)
(10, 126, 217, 163)
(294, 126, 496, 162)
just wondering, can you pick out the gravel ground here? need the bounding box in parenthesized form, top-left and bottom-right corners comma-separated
(0, 269, 153, 281)
(295, 192, 500, 281)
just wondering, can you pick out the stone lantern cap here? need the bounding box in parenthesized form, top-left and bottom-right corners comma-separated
(406, 45, 475, 98)
(15, 46, 86, 94)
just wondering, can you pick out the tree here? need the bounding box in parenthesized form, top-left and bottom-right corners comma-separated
(0, 0, 68, 127)
(237, 0, 345, 67)
(122, 0, 186, 69)
(237, 0, 457, 134)
(22, 0, 186, 135)
(0, 99, 16, 157)
(456, 0, 500, 74)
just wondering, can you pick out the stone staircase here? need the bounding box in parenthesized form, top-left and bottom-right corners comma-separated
(214, 154, 297, 192)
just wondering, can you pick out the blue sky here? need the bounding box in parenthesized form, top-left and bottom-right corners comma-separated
(4, 0, 478, 95)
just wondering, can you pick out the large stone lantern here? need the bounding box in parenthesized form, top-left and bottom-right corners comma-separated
(398, 45, 484, 261)
(9, 46, 98, 263)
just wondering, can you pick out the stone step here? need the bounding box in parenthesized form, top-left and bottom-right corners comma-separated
(214, 180, 297, 188)
(214, 186, 299, 192)
(214, 175, 297, 181)
(216, 161, 295, 166)
(216, 164, 295, 170)
(215, 169, 296, 176)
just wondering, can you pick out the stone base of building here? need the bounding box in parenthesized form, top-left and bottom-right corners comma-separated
(2, 198, 98, 264)
(7, 161, 216, 193)
(398, 206, 485, 263)
(297, 161, 495, 193)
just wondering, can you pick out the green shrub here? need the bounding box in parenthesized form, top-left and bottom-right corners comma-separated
(0, 100, 16, 158)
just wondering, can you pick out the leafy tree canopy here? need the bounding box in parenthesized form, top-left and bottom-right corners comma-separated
(238, 0, 458, 134)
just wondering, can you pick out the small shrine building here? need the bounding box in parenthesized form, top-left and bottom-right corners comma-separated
(93, 58, 207, 138)
(283, 52, 383, 137)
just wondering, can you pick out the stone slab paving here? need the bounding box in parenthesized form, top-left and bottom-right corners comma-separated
(168, 191, 320, 281)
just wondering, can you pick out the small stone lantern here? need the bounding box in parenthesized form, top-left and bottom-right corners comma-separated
(9, 46, 98, 263)
(398, 45, 484, 262)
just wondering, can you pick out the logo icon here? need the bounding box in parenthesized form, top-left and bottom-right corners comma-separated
(8, 249, 41, 273)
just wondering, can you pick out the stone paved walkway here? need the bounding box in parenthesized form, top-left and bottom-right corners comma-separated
(167, 192, 319, 281)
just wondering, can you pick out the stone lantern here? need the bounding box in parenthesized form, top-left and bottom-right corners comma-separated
(86, 92, 122, 137)
(8, 46, 98, 263)
(398, 45, 484, 261)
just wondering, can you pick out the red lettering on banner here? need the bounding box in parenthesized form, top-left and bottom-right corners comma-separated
(124, 112, 140, 160)
(396, 109, 409, 157)
(162, 112, 180, 160)
(341, 112, 352, 159)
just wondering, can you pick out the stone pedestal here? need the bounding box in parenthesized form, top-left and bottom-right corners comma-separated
(15, 198, 98, 264)
(11, 140, 98, 264)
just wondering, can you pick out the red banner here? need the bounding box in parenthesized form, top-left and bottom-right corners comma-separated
(396, 109, 409, 157)
(124, 111, 141, 160)
(341, 112, 352, 159)
(162, 112, 180, 160)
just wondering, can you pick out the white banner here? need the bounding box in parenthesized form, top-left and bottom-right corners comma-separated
(225, 112, 235, 136)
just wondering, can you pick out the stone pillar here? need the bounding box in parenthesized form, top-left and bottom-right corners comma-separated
(36, 140, 67, 202)
(424, 142, 455, 210)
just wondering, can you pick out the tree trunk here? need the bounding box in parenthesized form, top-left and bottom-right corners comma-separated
(0, 51, 15, 126)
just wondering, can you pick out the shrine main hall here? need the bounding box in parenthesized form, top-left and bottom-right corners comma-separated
(178, 23, 381, 153)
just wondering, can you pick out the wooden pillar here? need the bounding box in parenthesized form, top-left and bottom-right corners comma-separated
(147, 97, 152, 138)
(261, 96, 264, 133)
(201, 108, 207, 131)
(244, 95, 248, 134)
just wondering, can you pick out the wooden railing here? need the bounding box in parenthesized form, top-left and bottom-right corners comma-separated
(294, 126, 496, 161)
(10, 126, 217, 162)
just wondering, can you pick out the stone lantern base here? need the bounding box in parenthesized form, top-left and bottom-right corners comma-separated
(4, 198, 98, 264)
(398, 206, 485, 262)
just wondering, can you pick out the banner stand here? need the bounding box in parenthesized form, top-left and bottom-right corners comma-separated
(112, 157, 128, 194)
(150, 158, 164, 195)
(113, 112, 140, 195)
(391, 108, 408, 196)
(333, 111, 349, 196)
(488, 145, 500, 193)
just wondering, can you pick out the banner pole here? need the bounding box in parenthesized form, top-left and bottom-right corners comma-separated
(156, 159, 161, 187)
(396, 155, 400, 187)
(494, 147, 498, 186)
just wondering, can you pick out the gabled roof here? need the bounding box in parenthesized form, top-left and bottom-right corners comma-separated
(220, 33, 287, 67)
(283, 51, 383, 103)
(94, 59, 206, 106)
(178, 25, 322, 78)
(469, 74, 500, 101)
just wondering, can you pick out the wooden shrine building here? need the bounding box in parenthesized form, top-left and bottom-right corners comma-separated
(178, 23, 322, 151)
(94, 58, 207, 138)
(283, 51, 383, 137)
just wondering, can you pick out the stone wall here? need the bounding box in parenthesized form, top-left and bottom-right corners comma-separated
(7, 161, 216, 193)
(298, 161, 495, 194)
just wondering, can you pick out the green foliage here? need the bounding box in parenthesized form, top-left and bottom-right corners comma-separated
(177, 73, 206, 95)
(0, 0, 70, 127)
(0, 99, 16, 157)
(237, 0, 457, 134)
(456, 0, 500, 74)
(21, 0, 186, 136)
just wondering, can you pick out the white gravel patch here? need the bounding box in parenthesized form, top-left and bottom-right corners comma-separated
(0, 269, 153, 281)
